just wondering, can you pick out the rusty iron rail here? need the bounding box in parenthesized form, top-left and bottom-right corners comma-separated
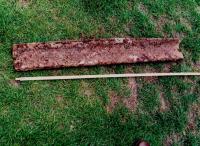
(13, 38, 183, 71)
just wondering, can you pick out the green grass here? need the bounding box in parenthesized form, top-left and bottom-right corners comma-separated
(0, 0, 200, 145)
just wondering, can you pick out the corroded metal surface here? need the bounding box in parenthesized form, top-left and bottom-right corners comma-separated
(13, 38, 183, 71)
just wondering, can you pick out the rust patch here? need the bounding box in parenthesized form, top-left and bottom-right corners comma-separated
(13, 38, 183, 71)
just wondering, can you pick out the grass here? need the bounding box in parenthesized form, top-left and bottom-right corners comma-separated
(0, 0, 200, 145)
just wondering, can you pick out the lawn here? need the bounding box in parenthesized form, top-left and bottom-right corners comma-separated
(0, 0, 200, 145)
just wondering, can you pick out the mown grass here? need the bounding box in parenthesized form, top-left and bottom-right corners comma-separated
(0, 0, 200, 145)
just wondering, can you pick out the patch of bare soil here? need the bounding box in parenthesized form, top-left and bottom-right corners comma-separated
(174, 32, 185, 40)
(106, 92, 121, 113)
(159, 92, 170, 112)
(55, 95, 70, 109)
(156, 15, 171, 34)
(164, 103, 200, 146)
(164, 133, 182, 146)
(97, 26, 106, 36)
(106, 68, 138, 113)
(155, 15, 186, 39)
(162, 63, 172, 72)
(52, 70, 61, 76)
(186, 103, 200, 133)
(9, 80, 20, 87)
(196, 6, 200, 14)
(56, 95, 63, 103)
(19, 0, 29, 7)
(123, 78, 138, 111)
(79, 81, 95, 97)
(174, 17, 192, 39)
(180, 17, 192, 31)
(138, 3, 148, 14)
(138, 3, 163, 35)
(142, 66, 158, 84)
(171, 17, 191, 39)
(194, 61, 200, 71)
